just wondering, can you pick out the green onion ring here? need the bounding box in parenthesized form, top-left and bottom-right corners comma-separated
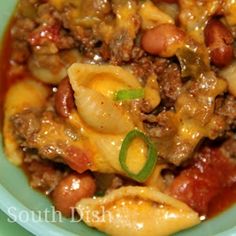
(119, 129, 157, 182)
(114, 88, 144, 101)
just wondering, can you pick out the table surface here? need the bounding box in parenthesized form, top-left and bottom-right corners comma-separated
(0, 210, 32, 236)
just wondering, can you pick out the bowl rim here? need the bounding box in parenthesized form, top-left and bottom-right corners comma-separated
(0, 184, 78, 236)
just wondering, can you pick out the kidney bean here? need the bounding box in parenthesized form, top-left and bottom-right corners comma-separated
(141, 24, 185, 57)
(52, 173, 96, 217)
(204, 19, 234, 67)
(55, 78, 74, 118)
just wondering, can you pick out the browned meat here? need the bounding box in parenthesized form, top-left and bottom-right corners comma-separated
(12, 109, 41, 142)
(110, 30, 136, 64)
(131, 57, 181, 93)
(132, 57, 182, 107)
(11, 109, 79, 161)
(11, 18, 36, 41)
(157, 62, 182, 106)
(23, 159, 66, 195)
(11, 41, 30, 64)
(28, 3, 76, 52)
(144, 111, 178, 139)
(216, 95, 236, 130)
(10, 17, 36, 64)
(131, 56, 157, 81)
(144, 111, 196, 165)
(221, 138, 236, 159)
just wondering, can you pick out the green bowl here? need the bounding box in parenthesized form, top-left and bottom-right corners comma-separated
(1, 1, 236, 235)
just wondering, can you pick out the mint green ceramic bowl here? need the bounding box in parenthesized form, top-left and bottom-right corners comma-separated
(1, 1, 236, 235)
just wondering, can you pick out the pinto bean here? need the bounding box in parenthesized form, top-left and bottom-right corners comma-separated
(55, 78, 74, 118)
(141, 24, 185, 57)
(204, 19, 234, 67)
(52, 173, 96, 217)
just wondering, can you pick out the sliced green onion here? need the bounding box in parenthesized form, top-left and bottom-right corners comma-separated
(119, 129, 157, 182)
(114, 88, 144, 101)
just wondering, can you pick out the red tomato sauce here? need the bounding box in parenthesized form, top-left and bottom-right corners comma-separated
(168, 147, 236, 218)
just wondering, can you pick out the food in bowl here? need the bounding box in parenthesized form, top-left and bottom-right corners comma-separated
(1, 0, 236, 235)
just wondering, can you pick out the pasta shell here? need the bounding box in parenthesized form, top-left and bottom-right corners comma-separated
(69, 112, 148, 175)
(28, 50, 81, 85)
(76, 186, 200, 236)
(68, 63, 141, 134)
(28, 54, 67, 85)
(139, 0, 174, 29)
(68, 63, 140, 91)
(73, 85, 134, 134)
(3, 79, 50, 165)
